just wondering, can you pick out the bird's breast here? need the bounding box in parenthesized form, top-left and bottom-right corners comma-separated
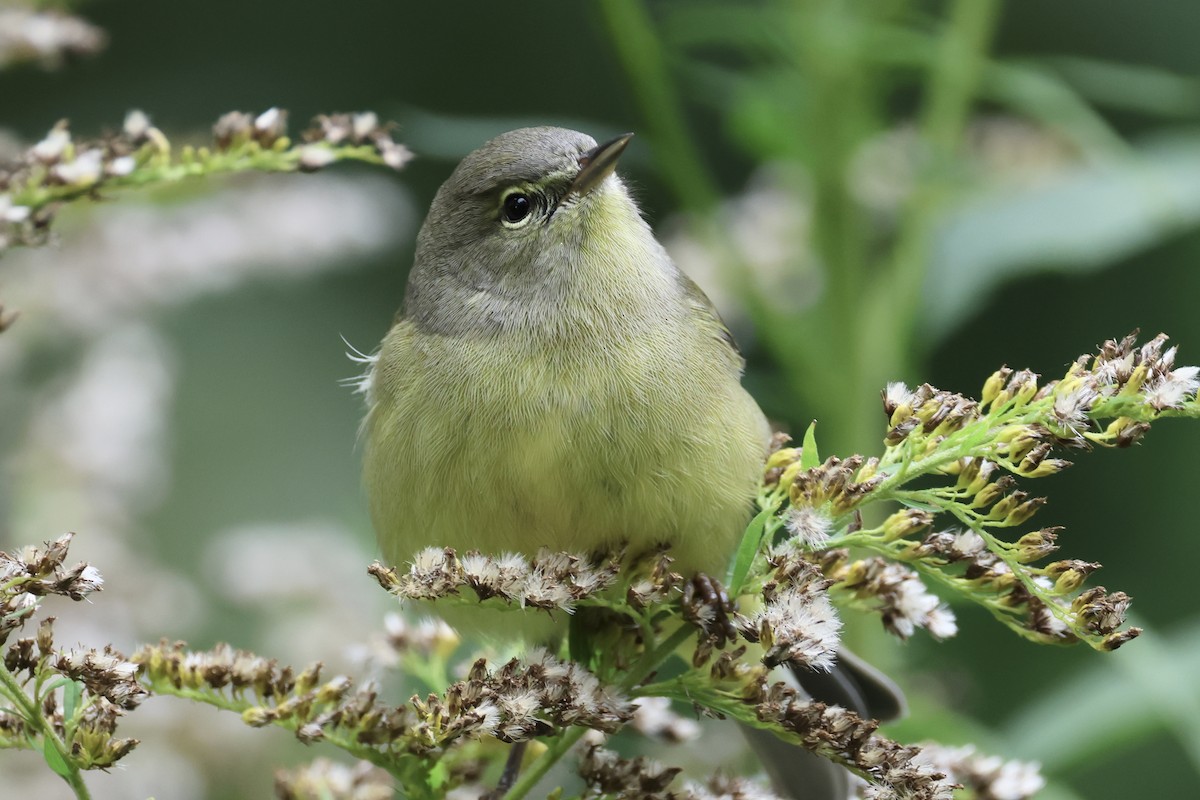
(364, 321, 768, 578)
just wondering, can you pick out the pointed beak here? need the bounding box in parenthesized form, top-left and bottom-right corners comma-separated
(566, 132, 634, 198)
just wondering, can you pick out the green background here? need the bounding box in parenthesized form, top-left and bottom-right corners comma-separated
(3, 1, 1200, 798)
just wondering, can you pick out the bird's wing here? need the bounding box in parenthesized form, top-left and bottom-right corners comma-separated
(675, 269, 746, 373)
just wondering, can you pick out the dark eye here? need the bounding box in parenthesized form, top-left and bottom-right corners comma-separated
(502, 192, 532, 224)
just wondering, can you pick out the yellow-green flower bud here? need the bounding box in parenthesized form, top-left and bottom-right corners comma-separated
(1053, 568, 1087, 594)
(36, 616, 54, 656)
(1121, 363, 1149, 395)
(1022, 458, 1071, 478)
(881, 508, 934, 542)
(857, 457, 880, 482)
(961, 459, 997, 495)
(242, 706, 274, 727)
(1005, 495, 1046, 526)
(988, 491, 1024, 521)
(780, 459, 806, 489)
(890, 402, 914, 427)
(1102, 629, 1141, 650)
(295, 663, 322, 695)
(971, 476, 1012, 509)
(1013, 374, 1039, 406)
(987, 571, 1018, 596)
(981, 368, 1010, 408)
(765, 447, 800, 471)
(1102, 417, 1150, 448)
(316, 675, 352, 704)
(1014, 527, 1060, 562)
(941, 458, 966, 477)
(1006, 433, 1041, 464)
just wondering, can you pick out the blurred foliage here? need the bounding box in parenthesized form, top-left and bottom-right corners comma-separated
(3, 0, 1200, 798)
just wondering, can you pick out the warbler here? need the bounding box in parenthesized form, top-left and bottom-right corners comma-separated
(361, 127, 900, 798)
(362, 127, 769, 620)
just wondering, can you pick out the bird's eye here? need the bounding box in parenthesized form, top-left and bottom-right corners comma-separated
(501, 192, 533, 226)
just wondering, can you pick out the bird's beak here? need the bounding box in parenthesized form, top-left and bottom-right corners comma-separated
(567, 132, 634, 198)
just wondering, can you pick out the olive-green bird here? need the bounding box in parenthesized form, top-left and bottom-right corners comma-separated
(362, 128, 768, 622)
(361, 127, 900, 798)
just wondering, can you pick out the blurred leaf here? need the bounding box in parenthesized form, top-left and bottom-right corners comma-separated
(661, 2, 789, 57)
(716, 67, 819, 162)
(982, 60, 1129, 155)
(1001, 617, 1200, 776)
(851, 34, 1130, 156)
(884, 690, 1088, 800)
(921, 134, 1200, 344)
(1046, 57, 1200, 120)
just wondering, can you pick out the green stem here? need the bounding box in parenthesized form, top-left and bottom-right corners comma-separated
(503, 726, 588, 800)
(595, 0, 787, 325)
(503, 621, 696, 799)
(876, 0, 999, 358)
(10, 142, 384, 219)
(141, 679, 412, 782)
(919, 0, 1001, 154)
(597, 0, 834, 432)
(595, 0, 721, 211)
(625, 623, 696, 690)
(0, 663, 92, 800)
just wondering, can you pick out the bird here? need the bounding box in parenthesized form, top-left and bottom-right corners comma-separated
(360, 127, 901, 798)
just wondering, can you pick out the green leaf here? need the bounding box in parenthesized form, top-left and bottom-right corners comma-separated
(983, 60, 1128, 156)
(42, 736, 71, 778)
(800, 421, 820, 469)
(921, 136, 1200, 344)
(62, 679, 82, 724)
(728, 499, 776, 594)
(568, 613, 598, 671)
(428, 761, 450, 790)
(1045, 56, 1200, 120)
(1002, 616, 1200, 774)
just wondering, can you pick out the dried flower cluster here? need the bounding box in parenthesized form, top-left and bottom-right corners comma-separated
(748, 333, 1200, 651)
(0, 5, 106, 70)
(629, 696, 702, 743)
(53, 645, 148, 711)
(421, 649, 633, 744)
(782, 454, 885, 516)
(577, 744, 787, 800)
(303, 112, 412, 170)
(0, 534, 140, 780)
(371, 547, 622, 612)
(1, 533, 102, 643)
(819, 553, 957, 641)
(379, 613, 460, 660)
(137, 640, 629, 752)
(737, 554, 842, 669)
(626, 546, 687, 609)
(0, 108, 409, 257)
(749, 681, 951, 800)
(902, 743, 1044, 800)
(6, 333, 1191, 799)
(275, 757, 395, 800)
(578, 741, 682, 798)
(3, 632, 142, 770)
